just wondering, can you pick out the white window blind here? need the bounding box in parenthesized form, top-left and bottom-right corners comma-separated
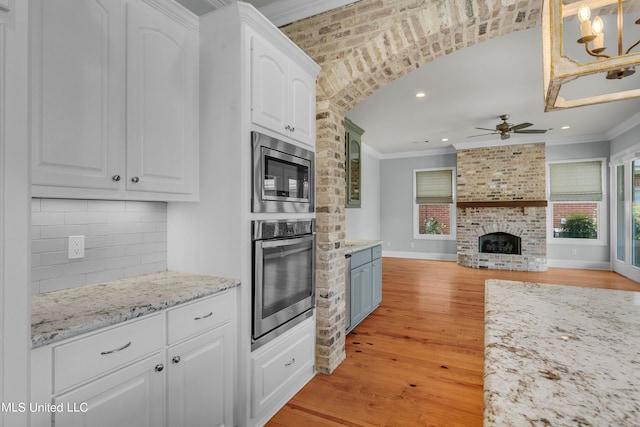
(415, 169, 453, 204)
(549, 161, 602, 201)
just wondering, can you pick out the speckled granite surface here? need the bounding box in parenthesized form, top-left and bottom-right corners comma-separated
(344, 239, 383, 254)
(32, 271, 240, 348)
(484, 279, 640, 426)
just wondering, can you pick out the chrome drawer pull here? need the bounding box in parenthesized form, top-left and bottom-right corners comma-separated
(284, 358, 295, 367)
(100, 341, 132, 355)
(194, 311, 213, 321)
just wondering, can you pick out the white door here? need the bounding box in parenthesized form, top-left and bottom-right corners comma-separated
(612, 159, 640, 282)
(288, 62, 315, 146)
(126, 3, 197, 195)
(54, 354, 165, 427)
(167, 328, 232, 427)
(250, 33, 288, 136)
(31, 0, 123, 191)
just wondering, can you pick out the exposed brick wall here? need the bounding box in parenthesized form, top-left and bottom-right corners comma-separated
(456, 143, 546, 202)
(456, 143, 547, 271)
(279, 0, 547, 373)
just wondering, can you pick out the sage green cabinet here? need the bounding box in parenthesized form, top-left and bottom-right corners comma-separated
(347, 244, 382, 333)
(344, 118, 364, 208)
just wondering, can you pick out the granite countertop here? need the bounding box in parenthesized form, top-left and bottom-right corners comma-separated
(31, 271, 240, 348)
(344, 239, 383, 254)
(484, 279, 640, 426)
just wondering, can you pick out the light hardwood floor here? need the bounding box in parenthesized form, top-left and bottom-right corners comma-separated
(266, 258, 640, 427)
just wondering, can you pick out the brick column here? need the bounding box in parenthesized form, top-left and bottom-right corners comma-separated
(314, 100, 347, 374)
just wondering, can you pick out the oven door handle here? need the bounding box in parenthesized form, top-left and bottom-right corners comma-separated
(259, 233, 315, 248)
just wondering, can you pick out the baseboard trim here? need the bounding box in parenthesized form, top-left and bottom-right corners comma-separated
(382, 251, 457, 262)
(547, 259, 612, 270)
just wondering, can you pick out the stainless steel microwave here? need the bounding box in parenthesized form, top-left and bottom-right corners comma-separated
(252, 132, 315, 213)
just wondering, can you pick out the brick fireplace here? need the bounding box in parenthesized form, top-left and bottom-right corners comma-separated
(456, 143, 547, 272)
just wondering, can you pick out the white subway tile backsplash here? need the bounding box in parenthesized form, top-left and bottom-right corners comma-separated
(65, 212, 108, 224)
(31, 198, 168, 294)
(41, 199, 88, 212)
(40, 225, 87, 239)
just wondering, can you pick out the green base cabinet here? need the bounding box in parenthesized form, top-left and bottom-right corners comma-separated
(347, 245, 382, 333)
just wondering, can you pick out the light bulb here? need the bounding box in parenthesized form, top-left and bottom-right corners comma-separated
(592, 16, 604, 49)
(578, 3, 591, 23)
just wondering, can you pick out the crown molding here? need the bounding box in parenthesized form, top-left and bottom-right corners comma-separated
(606, 111, 640, 140)
(379, 146, 457, 160)
(257, 0, 357, 27)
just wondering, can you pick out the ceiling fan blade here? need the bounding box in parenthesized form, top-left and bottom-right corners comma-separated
(467, 133, 497, 138)
(475, 127, 497, 132)
(510, 122, 533, 131)
(514, 129, 547, 134)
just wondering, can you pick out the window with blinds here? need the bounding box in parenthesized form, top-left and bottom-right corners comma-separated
(415, 169, 454, 204)
(549, 160, 602, 201)
(413, 168, 455, 238)
(548, 160, 604, 240)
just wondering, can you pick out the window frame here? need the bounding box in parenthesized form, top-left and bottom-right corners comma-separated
(413, 167, 456, 240)
(546, 157, 607, 246)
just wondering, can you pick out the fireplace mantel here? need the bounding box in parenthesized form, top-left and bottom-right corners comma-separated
(457, 200, 547, 209)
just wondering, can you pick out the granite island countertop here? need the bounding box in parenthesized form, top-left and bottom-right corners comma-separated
(32, 271, 240, 348)
(344, 239, 383, 254)
(484, 279, 640, 426)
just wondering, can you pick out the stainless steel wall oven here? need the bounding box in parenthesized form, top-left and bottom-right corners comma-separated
(252, 131, 314, 213)
(251, 219, 315, 350)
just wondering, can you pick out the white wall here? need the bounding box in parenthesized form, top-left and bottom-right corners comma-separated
(345, 144, 381, 240)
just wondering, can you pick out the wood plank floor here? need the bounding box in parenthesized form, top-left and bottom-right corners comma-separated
(266, 258, 640, 427)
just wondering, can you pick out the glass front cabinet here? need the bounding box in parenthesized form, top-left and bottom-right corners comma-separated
(344, 118, 364, 208)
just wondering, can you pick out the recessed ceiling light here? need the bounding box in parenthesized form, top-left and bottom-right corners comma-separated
(441, 138, 449, 142)
(561, 125, 570, 130)
(415, 92, 426, 98)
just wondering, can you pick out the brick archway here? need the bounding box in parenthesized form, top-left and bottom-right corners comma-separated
(282, 0, 543, 374)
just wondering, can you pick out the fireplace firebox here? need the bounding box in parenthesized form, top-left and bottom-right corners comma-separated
(479, 232, 521, 255)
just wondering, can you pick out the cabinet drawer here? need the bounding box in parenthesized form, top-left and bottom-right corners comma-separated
(350, 248, 372, 268)
(372, 245, 382, 259)
(53, 314, 163, 393)
(251, 318, 314, 416)
(167, 291, 233, 345)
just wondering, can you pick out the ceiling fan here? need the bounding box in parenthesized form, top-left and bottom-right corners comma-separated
(468, 114, 548, 140)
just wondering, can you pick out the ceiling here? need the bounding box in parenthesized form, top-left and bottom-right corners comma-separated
(175, 0, 640, 156)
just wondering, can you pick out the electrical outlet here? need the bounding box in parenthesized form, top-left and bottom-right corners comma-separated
(68, 235, 85, 259)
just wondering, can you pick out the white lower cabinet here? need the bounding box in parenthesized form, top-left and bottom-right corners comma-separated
(31, 291, 235, 427)
(251, 316, 316, 426)
(54, 353, 165, 427)
(167, 320, 233, 427)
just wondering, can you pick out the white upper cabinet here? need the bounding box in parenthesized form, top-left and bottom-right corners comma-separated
(250, 32, 316, 147)
(31, 0, 198, 201)
(31, 0, 123, 192)
(126, 3, 198, 195)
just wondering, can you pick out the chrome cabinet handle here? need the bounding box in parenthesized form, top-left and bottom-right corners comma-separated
(155, 364, 164, 372)
(112, 174, 121, 182)
(194, 311, 213, 320)
(100, 341, 132, 355)
(131, 176, 140, 183)
(284, 358, 295, 367)
(172, 356, 181, 364)
(290, 127, 295, 132)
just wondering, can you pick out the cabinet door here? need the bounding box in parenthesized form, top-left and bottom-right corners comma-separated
(250, 33, 288, 135)
(54, 353, 165, 427)
(126, 3, 198, 195)
(288, 62, 315, 146)
(372, 257, 382, 307)
(350, 263, 372, 328)
(31, 0, 123, 191)
(167, 326, 232, 427)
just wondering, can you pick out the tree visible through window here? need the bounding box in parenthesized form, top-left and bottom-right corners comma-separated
(414, 168, 455, 238)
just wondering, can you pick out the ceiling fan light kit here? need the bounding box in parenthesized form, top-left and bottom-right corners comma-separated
(468, 114, 547, 140)
(542, 0, 640, 111)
